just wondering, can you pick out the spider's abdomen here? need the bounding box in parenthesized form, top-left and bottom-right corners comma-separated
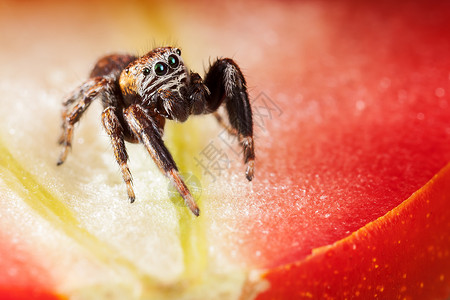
(90, 54, 137, 79)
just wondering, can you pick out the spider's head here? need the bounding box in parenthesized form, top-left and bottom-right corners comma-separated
(119, 47, 190, 121)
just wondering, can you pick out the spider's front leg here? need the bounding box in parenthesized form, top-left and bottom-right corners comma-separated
(123, 104, 200, 216)
(57, 77, 110, 165)
(199, 58, 255, 180)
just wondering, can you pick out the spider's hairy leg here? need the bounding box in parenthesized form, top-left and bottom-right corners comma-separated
(58, 87, 85, 144)
(102, 107, 135, 203)
(203, 58, 255, 181)
(57, 77, 109, 165)
(123, 104, 200, 217)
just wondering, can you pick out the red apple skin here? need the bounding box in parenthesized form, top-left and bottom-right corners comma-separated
(257, 163, 450, 299)
(0, 289, 61, 300)
(0, 233, 62, 300)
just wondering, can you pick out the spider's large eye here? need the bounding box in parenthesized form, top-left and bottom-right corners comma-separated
(143, 67, 151, 76)
(167, 54, 179, 68)
(154, 62, 168, 76)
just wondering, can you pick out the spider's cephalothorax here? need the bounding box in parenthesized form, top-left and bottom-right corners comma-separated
(119, 48, 191, 122)
(57, 47, 255, 216)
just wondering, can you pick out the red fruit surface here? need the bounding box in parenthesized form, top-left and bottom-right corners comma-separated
(258, 164, 450, 299)
(0, 231, 61, 300)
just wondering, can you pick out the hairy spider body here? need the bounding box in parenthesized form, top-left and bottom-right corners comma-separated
(57, 47, 255, 216)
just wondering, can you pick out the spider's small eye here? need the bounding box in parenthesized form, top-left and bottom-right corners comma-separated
(143, 67, 151, 76)
(167, 54, 179, 68)
(154, 62, 168, 76)
(176, 48, 181, 56)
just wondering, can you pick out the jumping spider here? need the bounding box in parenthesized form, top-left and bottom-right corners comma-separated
(57, 47, 254, 216)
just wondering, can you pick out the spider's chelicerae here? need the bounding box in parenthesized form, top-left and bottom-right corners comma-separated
(57, 47, 255, 216)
